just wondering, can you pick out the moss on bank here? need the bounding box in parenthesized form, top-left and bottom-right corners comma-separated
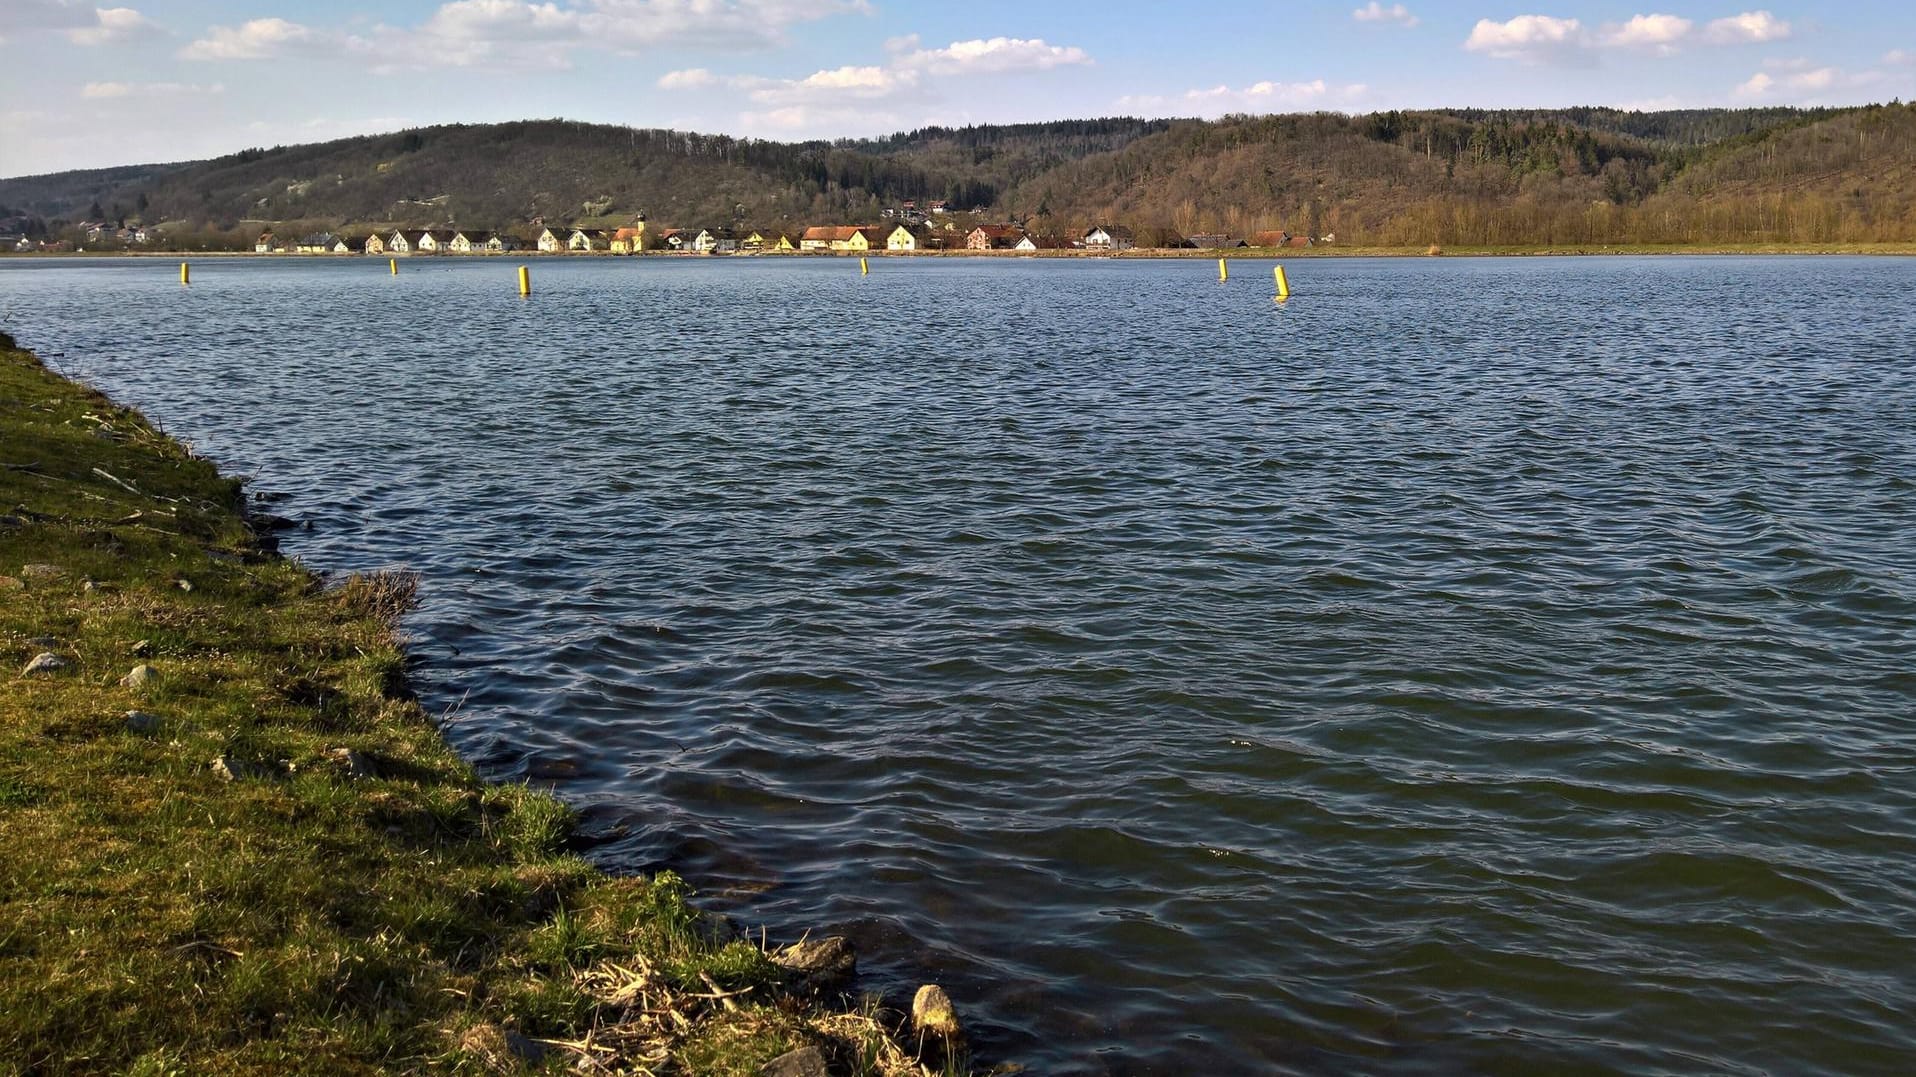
(0, 335, 959, 1076)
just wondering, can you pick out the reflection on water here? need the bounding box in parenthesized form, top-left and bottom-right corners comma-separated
(4, 255, 1915, 1075)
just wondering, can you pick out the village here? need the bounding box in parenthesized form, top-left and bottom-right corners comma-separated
(241, 216, 1325, 257)
(1, 210, 1326, 256)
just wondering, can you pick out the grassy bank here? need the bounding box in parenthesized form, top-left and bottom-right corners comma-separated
(0, 335, 963, 1076)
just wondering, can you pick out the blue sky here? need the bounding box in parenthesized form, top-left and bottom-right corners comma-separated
(4, 1, 1914, 176)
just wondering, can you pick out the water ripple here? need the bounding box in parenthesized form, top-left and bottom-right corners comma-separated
(4, 255, 1915, 1075)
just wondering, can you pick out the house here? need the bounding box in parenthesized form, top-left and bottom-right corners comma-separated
(567, 228, 605, 252)
(653, 228, 688, 251)
(1082, 225, 1135, 251)
(930, 200, 948, 214)
(130, 227, 155, 245)
(386, 230, 413, 255)
(886, 224, 924, 251)
(1251, 231, 1289, 248)
(741, 230, 797, 252)
(255, 232, 275, 253)
(610, 225, 648, 254)
(449, 230, 486, 254)
(799, 226, 837, 251)
(1013, 234, 1071, 252)
(690, 228, 738, 253)
(415, 229, 454, 254)
(1184, 233, 1247, 249)
(1284, 234, 1315, 248)
(536, 228, 565, 253)
(362, 233, 387, 255)
(485, 233, 520, 253)
(296, 232, 338, 254)
(331, 236, 353, 254)
(966, 224, 1021, 250)
(837, 226, 882, 252)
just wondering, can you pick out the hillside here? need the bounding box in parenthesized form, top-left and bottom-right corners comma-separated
(4, 104, 1915, 248)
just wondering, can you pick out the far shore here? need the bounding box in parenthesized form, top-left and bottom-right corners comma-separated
(6, 242, 1916, 261)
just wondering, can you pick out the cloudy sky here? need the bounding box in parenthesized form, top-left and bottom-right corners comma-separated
(4, 0, 1913, 177)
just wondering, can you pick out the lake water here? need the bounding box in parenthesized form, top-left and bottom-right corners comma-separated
(3, 255, 1913, 1074)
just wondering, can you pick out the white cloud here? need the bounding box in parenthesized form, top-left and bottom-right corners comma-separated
(1118, 79, 1368, 117)
(180, 17, 334, 60)
(699, 33, 1093, 122)
(1884, 49, 1912, 66)
(68, 7, 159, 46)
(1602, 13, 1691, 53)
(1352, 3, 1418, 28)
(657, 67, 717, 89)
(1705, 11, 1792, 44)
(82, 80, 223, 98)
(411, 0, 868, 57)
(896, 36, 1092, 75)
(1464, 15, 1588, 63)
(743, 64, 920, 106)
(1733, 65, 1849, 99)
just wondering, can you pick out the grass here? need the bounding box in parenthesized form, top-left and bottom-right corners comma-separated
(0, 333, 965, 1076)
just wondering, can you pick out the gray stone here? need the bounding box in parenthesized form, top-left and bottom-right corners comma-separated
(912, 984, 963, 1041)
(759, 1045, 829, 1077)
(125, 710, 162, 734)
(323, 747, 378, 780)
(22, 652, 69, 676)
(774, 936, 855, 979)
(212, 754, 281, 782)
(120, 664, 157, 688)
(0, 515, 25, 529)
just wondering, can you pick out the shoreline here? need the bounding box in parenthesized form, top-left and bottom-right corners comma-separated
(6, 241, 1916, 261)
(0, 332, 980, 1075)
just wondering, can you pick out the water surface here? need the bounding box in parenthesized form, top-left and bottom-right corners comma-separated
(3, 255, 1913, 1074)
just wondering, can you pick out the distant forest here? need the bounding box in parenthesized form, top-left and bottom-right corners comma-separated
(4, 104, 1915, 249)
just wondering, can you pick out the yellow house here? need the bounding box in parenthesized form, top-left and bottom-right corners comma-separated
(742, 230, 798, 252)
(886, 225, 918, 251)
(831, 226, 881, 252)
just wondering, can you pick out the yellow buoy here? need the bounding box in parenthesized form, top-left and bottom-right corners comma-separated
(517, 265, 531, 296)
(390, 258, 398, 275)
(179, 262, 189, 285)
(860, 256, 869, 276)
(1274, 265, 1291, 299)
(1218, 257, 1228, 282)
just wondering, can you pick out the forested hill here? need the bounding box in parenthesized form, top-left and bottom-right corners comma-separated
(4, 104, 1915, 247)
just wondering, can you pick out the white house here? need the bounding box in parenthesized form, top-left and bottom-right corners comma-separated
(415, 230, 454, 254)
(486, 234, 520, 253)
(449, 230, 484, 254)
(387, 230, 412, 255)
(1083, 225, 1136, 251)
(567, 228, 604, 252)
(536, 228, 564, 253)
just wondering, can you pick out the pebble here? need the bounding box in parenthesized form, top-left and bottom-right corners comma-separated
(23, 652, 69, 675)
(125, 710, 162, 733)
(773, 936, 856, 979)
(912, 984, 963, 1040)
(323, 746, 378, 780)
(759, 1045, 829, 1077)
(120, 664, 157, 688)
(211, 754, 281, 782)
